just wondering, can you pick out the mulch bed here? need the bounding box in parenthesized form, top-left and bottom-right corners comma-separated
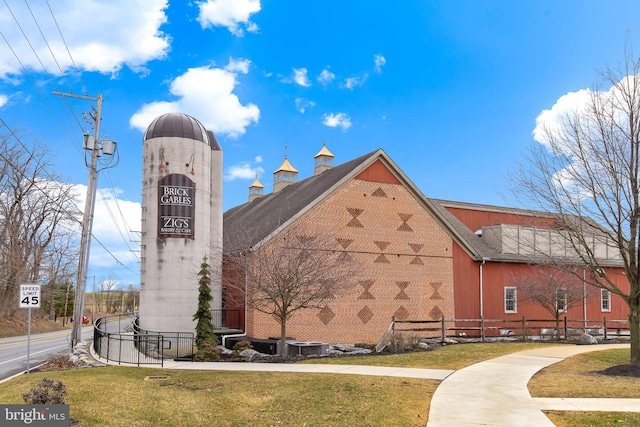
(33, 355, 79, 372)
(598, 364, 640, 378)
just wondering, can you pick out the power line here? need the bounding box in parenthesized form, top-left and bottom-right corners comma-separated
(23, 0, 74, 91)
(3, 0, 54, 81)
(45, 0, 88, 95)
(0, 119, 138, 277)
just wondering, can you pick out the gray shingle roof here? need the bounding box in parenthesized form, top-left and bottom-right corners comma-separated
(223, 150, 378, 252)
(223, 150, 623, 268)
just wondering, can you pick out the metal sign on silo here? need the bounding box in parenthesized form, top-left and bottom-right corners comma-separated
(158, 174, 195, 239)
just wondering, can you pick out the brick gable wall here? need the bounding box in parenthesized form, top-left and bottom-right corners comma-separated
(246, 177, 454, 344)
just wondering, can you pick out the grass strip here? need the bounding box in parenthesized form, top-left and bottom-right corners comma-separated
(300, 341, 555, 370)
(0, 367, 436, 426)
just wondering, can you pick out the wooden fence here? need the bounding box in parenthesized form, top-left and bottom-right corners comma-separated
(376, 316, 630, 352)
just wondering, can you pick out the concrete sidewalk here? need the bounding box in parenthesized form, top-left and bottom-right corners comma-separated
(427, 343, 639, 427)
(93, 343, 640, 426)
(108, 356, 455, 380)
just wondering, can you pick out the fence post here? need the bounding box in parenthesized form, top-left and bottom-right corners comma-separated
(441, 315, 446, 343)
(521, 316, 526, 342)
(481, 315, 485, 342)
(603, 317, 607, 340)
(563, 316, 567, 339)
(391, 316, 396, 335)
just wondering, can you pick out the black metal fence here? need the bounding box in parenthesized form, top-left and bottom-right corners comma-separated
(93, 313, 166, 366)
(211, 309, 241, 329)
(132, 319, 196, 361)
(94, 313, 200, 366)
(93, 311, 244, 365)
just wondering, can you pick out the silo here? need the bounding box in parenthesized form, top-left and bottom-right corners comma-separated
(139, 113, 223, 336)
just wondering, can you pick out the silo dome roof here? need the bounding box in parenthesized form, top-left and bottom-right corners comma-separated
(143, 112, 221, 150)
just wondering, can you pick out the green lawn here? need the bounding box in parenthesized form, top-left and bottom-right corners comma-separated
(1, 342, 638, 426)
(529, 348, 640, 427)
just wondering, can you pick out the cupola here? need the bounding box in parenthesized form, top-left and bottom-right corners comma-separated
(273, 155, 298, 192)
(314, 140, 334, 175)
(248, 174, 264, 202)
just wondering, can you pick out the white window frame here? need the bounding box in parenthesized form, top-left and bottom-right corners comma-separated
(556, 287, 567, 313)
(601, 289, 611, 312)
(504, 287, 517, 313)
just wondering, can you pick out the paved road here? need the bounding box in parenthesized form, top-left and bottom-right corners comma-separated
(0, 326, 93, 381)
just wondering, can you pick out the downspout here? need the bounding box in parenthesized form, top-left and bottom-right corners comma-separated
(480, 258, 489, 341)
(221, 267, 249, 349)
(222, 333, 246, 349)
(583, 268, 587, 330)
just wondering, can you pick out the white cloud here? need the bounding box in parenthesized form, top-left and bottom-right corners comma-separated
(295, 97, 315, 114)
(225, 57, 251, 74)
(197, 0, 261, 36)
(0, 94, 7, 107)
(317, 68, 335, 85)
(323, 112, 352, 130)
(374, 54, 386, 74)
(225, 160, 265, 181)
(343, 74, 368, 90)
(72, 183, 141, 277)
(0, 0, 169, 78)
(292, 68, 311, 87)
(533, 88, 592, 149)
(129, 59, 260, 138)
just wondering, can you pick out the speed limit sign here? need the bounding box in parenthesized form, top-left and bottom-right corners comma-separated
(19, 284, 40, 308)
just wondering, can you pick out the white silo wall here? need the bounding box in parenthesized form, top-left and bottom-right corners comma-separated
(139, 125, 222, 335)
(209, 148, 223, 315)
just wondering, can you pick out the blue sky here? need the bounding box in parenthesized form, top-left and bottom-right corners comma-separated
(1, 0, 639, 287)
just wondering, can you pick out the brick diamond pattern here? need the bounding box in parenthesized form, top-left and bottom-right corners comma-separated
(346, 207, 364, 228)
(395, 281, 410, 300)
(358, 280, 375, 300)
(338, 252, 352, 262)
(374, 240, 390, 251)
(410, 256, 424, 265)
(374, 254, 390, 263)
(397, 213, 414, 232)
(371, 187, 388, 197)
(336, 238, 354, 249)
(408, 243, 424, 253)
(430, 282, 443, 300)
(358, 305, 374, 324)
(318, 306, 335, 325)
(429, 305, 443, 320)
(394, 306, 409, 320)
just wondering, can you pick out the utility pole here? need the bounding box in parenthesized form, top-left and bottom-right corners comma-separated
(53, 91, 117, 347)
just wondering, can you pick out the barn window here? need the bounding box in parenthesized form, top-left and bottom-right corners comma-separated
(556, 288, 567, 313)
(601, 289, 611, 312)
(504, 287, 517, 313)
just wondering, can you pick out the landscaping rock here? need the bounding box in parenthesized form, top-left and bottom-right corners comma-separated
(239, 349, 265, 361)
(217, 345, 233, 356)
(579, 333, 598, 345)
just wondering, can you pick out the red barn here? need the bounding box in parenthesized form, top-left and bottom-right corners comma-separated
(222, 146, 628, 344)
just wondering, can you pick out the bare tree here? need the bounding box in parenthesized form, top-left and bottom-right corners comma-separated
(513, 267, 588, 339)
(0, 130, 78, 317)
(98, 273, 120, 314)
(225, 229, 358, 356)
(511, 46, 640, 363)
(123, 283, 139, 313)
